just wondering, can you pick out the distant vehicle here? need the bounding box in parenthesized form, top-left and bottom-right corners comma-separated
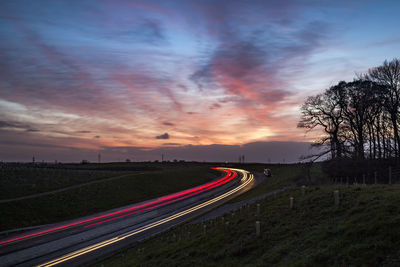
(264, 168, 272, 177)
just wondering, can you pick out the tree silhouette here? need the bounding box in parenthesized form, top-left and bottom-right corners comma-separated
(299, 58, 400, 161)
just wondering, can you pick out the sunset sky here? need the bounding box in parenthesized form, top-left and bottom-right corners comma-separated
(1, 0, 399, 162)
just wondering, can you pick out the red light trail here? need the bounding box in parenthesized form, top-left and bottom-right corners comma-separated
(0, 168, 237, 246)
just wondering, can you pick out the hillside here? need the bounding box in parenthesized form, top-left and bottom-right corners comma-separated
(96, 183, 400, 266)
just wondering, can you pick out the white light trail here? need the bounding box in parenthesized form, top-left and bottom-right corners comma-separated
(37, 168, 253, 267)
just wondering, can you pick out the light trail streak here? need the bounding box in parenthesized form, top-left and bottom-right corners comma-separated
(84, 170, 237, 227)
(37, 168, 253, 267)
(0, 168, 233, 246)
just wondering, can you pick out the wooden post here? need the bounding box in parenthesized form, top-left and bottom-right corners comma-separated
(301, 185, 306, 196)
(334, 190, 340, 207)
(389, 166, 392, 184)
(290, 197, 294, 209)
(256, 203, 260, 216)
(225, 221, 230, 232)
(374, 171, 377, 184)
(255, 221, 260, 237)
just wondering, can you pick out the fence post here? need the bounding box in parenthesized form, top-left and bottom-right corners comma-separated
(225, 221, 230, 232)
(290, 197, 294, 209)
(334, 190, 340, 207)
(255, 221, 260, 237)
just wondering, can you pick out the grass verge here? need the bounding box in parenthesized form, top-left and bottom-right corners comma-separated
(229, 162, 326, 202)
(96, 184, 400, 266)
(0, 167, 131, 199)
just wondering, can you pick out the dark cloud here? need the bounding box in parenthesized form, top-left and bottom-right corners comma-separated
(155, 133, 169, 139)
(209, 103, 221, 110)
(0, 121, 17, 128)
(106, 19, 166, 45)
(76, 130, 91, 133)
(162, 122, 175, 126)
(189, 3, 331, 112)
(0, 120, 37, 132)
(163, 143, 180, 146)
(94, 135, 101, 139)
(26, 128, 40, 132)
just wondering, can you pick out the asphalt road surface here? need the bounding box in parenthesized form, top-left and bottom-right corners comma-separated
(0, 167, 255, 266)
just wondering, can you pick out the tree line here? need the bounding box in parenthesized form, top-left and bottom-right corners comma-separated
(298, 58, 400, 161)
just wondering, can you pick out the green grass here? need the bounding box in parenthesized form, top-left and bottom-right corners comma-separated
(0, 166, 218, 231)
(0, 162, 209, 199)
(96, 184, 400, 266)
(229, 162, 326, 202)
(0, 167, 131, 199)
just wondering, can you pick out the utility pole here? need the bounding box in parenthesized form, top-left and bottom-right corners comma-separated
(32, 156, 35, 164)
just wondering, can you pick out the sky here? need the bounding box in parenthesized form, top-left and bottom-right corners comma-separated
(0, 0, 399, 163)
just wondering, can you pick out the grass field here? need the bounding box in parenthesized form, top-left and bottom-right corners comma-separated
(96, 184, 400, 266)
(0, 163, 220, 231)
(0, 166, 130, 199)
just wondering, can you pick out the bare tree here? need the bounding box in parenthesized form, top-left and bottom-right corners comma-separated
(298, 82, 345, 159)
(340, 80, 380, 159)
(299, 58, 400, 163)
(368, 59, 400, 158)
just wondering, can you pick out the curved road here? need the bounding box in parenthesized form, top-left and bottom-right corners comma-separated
(0, 167, 254, 266)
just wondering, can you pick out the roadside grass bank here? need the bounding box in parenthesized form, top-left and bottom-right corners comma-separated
(96, 184, 400, 266)
(0, 167, 131, 200)
(0, 166, 217, 231)
(229, 162, 326, 202)
(0, 162, 209, 200)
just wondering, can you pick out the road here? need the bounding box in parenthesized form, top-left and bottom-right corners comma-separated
(0, 167, 254, 266)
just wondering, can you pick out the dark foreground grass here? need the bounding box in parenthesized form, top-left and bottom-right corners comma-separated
(96, 185, 400, 266)
(0, 167, 131, 199)
(0, 162, 203, 200)
(0, 166, 217, 231)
